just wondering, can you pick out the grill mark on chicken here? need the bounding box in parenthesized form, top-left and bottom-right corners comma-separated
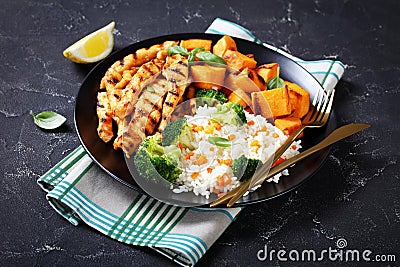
(96, 92, 113, 143)
(100, 40, 178, 89)
(114, 59, 164, 120)
(157, 55, 189, 131)
(122, 78, 170, 157)
(164, 101, 174, 107)
(145, 94, 165, 135)
(97, 41, 198, 154)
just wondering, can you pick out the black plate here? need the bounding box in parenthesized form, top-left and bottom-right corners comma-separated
(74, 33, 336, 207)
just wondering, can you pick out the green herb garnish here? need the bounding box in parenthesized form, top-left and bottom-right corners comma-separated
(266, 76, 285, 89)
(167, 46, 226, 65)
(168, 46, 189, 56)
(195, 51, 227, 65)
(208, 136, 231, 147)
(188, 47, 205, 62)
(29, 110, 66, 130)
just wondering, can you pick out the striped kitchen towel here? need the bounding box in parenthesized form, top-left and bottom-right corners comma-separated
(37, 18, 345, 266)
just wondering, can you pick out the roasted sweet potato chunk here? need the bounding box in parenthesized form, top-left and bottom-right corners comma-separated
(228, 88, 252, 108)
(285, 81, 310, 118)
(251, 86, 292, 118)
(213, 36, 237, 57)
(223, 50, 257, 71)
(190, 64, 226, 89)
(275, 116, 302, 135)
(248, 69, 266, 91)
(251, 91, 272, 119)
(180, 39, 212, 51)
(256, 63, 279, 83)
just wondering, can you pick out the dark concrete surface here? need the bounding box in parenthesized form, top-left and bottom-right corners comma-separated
(0, 0, 399, 266)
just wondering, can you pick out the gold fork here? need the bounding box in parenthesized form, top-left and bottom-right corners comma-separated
(210, 88, 336, 207)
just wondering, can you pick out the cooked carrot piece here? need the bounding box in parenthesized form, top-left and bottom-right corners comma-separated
(214, 122, 222, 130)
(184, 151, 195, 160)
(191, 172, 200, 179)
(272, 157, 286, 168)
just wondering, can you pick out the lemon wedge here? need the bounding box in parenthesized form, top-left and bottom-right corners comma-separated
(63, 21, 115, 63)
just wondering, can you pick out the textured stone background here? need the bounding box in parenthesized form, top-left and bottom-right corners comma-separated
(0, 0, 399, 266)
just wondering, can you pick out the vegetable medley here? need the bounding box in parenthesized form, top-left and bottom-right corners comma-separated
(96, 35, 311, 191)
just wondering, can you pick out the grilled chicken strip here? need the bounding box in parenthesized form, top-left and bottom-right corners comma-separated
(157, 55, 189, 131)
(145, 95, 165, 136)
(122, 78, 170, 157)
(113, 116, 129, 150)
(106, 68, 139, 116)
(100, 40, 178, 89)
(96, 92, 114, 143)
(113, 59, 165, 120)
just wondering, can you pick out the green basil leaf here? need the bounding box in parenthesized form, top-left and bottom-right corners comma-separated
(188, 47, 205, 62)
(146, 85, 155, 92)
(30, 110, 66, 130)
(195, 51, 227, 65)
(266, 76, 285, 90)
(208, 136, 231, 147)
(168, 46, 189, 56)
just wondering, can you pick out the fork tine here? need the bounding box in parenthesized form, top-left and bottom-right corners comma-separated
(312, 89, 321, 106)
(303, 90, 321, 123)
(308, 89, 325, 122)
(318, 89, 335, 125)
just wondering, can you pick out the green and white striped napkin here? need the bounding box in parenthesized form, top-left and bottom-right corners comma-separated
(38, 18, 345, 266)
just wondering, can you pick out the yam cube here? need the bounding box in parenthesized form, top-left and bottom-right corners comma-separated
(251, 86, 292, 119)
(285, 81, 310, 118)
(223, 50, 257, 71)
(213, 36, 237, 57)
(190, 65, 226, 89)
(248, 69, 266, 91)
(256, 63, 280, 83)
(180, 39, 212, 51)
(275, 117, 302, 135)
(228, 88, 252, 108)
(251, 91, 273, 120)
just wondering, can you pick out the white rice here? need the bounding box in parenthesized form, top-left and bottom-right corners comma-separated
(172, 105, 302, 198)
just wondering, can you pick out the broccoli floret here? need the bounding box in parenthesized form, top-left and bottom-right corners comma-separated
(150, 154, 182, 183)
(231, 155, 262, 182)
(134, 134, 182, 184)
(162, 117, 195, 150)
(195, 89, 228, 104)
(225, 102, 246, 124)
(211, 102, 247, 126)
